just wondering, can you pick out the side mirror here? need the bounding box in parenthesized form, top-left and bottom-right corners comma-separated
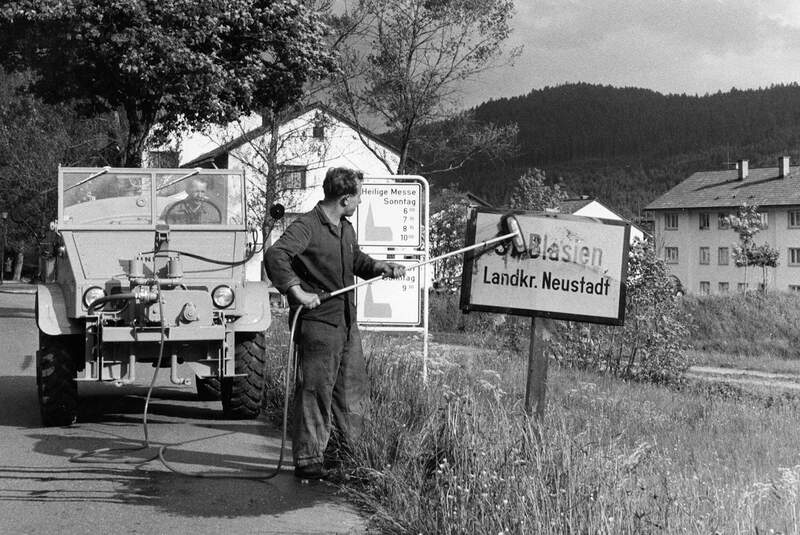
(269, 204, 285, 221)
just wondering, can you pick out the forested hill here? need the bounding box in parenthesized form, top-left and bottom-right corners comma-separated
(428, 82, 800, 217)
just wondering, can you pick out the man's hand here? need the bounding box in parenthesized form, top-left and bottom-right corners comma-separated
(288, 285, 321, 309)
(378, 261, 406, 279)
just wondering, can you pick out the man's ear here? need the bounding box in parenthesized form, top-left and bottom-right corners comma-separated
(340, 195, 350, 207)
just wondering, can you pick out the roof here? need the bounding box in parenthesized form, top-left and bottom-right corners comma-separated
(558, 197, 594, 214)
(645, 165, 800, 210)
(182, 103, 406, 168)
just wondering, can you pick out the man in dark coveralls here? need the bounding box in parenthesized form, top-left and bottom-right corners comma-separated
(265, 167, 406, 479)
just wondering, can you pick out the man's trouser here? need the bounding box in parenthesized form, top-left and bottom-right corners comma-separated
(292, 319, 367, 468)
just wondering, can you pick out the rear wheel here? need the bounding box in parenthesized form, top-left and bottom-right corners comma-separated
(195, 375, 222, 401)
(37, 332, 80, 426)
(221, 332, 267, 419)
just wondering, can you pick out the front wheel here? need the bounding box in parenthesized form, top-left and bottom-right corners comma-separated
(221, 332, 267, 419)
(37, 332, 80, 426)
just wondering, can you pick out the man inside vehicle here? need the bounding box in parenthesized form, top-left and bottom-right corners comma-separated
(164, 178, 222, 224)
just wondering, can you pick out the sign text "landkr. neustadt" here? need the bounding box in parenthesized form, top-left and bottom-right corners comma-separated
(461, 209, 630, 325)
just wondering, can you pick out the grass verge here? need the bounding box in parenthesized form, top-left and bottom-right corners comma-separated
(336, 332, 800, 534)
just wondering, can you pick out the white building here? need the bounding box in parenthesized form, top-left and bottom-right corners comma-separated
(559, 196, 646, 244)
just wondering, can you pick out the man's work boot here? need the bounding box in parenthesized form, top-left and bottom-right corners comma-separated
(294, 463, 329, 480)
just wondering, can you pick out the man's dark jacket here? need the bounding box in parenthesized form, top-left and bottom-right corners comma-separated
(265, 204, 381, 326)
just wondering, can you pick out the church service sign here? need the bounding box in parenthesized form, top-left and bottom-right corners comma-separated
(460, 209, 630, 325)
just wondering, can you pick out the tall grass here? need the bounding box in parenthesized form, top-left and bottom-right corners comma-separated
(682, 292, 800, 360)
(340, 333, 800, 534)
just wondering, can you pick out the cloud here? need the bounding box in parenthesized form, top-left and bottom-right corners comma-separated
(461, 0, 800, 105)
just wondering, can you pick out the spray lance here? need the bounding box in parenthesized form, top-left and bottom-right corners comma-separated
(313, 213, 526, 304)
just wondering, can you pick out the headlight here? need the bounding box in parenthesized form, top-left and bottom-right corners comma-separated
(83, 286, 106, 308)
(212, 285, 234, 308)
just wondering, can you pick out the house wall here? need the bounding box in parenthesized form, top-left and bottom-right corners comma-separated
(177, 114, 263, 166)
(653, 207, 800, 294)
(572, 201, 645, 243)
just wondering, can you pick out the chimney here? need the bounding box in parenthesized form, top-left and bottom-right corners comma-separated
(779, 156, 790, 178)
(737, 159, 749, 180)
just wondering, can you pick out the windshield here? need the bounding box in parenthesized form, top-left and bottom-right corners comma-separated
(61, 170, 245, 226)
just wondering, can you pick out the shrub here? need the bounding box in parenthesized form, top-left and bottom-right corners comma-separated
(550, 239, 691, 383)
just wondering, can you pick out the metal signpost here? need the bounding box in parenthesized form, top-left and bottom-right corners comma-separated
(355, 176, 430, 380)
(461, 208, 630, 417)
(0, 211, 6, 285)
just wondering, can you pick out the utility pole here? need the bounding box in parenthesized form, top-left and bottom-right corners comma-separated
(0, 211, 7, 285)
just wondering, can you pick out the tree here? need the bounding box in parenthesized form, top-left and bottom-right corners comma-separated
(0, 0, 337, 166)
(332, 0, 520, 173)
(724, 203, 779, 292)
(0, 68, 113, 276)
(508, 168, 567, 211)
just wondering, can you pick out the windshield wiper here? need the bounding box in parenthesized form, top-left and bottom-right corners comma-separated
(156, 168, 202, 192)
(64, 166, 112, 192)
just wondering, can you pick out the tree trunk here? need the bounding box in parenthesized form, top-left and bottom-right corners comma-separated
(12, 251, 23, 281)
(261, 109, 280, 282)
(121, 104, 150, 167)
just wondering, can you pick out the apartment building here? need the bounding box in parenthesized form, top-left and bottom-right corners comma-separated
(645, 157, 800, 295)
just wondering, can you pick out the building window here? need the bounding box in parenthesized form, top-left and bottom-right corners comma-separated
(664, 213, 679, 230)
(699, 247, 710, 265)
(790, 248, 800, 266)
(790, 285, 800, 293)
(699, 281, 710, 294)
(718, 282, 729, 293)
(737, 282, 748, 292)
(312, 124, 325, 139)
(699, 212, 710, 230)
(718, 247, 729, 265)
(789, 210, 800, 228)
(279, 165, 307, 189)
(718, 213, 731, 229)
(759, 212, 769, 229)
(665, 247, 679, 264)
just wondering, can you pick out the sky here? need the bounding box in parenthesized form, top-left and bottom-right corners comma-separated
(460, 0, 800, 107)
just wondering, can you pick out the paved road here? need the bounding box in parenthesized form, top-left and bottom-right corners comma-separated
(0, 289, 365, 535)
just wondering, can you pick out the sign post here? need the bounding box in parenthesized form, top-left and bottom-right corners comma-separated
(355, 176, 431, 380)
(461, 208, 630, 418)
(526, 317, 553, 418)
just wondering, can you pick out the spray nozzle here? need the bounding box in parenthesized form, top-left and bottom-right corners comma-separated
(501, 214, 527, 255)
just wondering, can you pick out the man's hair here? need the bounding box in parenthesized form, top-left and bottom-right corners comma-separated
(187, 178, 206, 190)
(323, 167, 363, 199)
